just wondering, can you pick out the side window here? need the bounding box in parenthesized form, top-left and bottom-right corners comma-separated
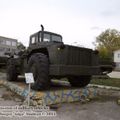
(0, 47, 5, 51)
(6, 48, 10, 52)
(6, 40, 11, 46)
(0, 39, 5, 45)
(118, 53, 120, 58)
(31, 36, 36, 44)
(12, 41, 17, 46)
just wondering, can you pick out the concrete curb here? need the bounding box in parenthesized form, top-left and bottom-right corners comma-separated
(89, 84, 120, 91)
(0, 80, 97, 106)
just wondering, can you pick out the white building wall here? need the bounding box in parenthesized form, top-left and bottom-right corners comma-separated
(0, 36, 17, 57)
(114, 50, 120, 62)
(114, 50, 120, 71)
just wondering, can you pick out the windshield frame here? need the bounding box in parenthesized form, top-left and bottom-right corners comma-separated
(30, 31, 62, 44)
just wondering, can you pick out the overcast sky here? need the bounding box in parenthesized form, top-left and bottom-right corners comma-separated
(0, 0, 120, 48)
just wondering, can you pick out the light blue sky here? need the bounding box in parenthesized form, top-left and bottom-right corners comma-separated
(0, 0, 120, 48)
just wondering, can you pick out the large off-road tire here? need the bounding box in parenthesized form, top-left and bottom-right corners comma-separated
(6, 58, 18, 81)
(68, 76, 91, 87)
(27, 53, 50, 91)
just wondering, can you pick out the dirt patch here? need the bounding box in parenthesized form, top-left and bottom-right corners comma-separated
(0, 85, 23, 104)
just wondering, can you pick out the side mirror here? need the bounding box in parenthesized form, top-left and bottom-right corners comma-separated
(60, 44, 65, 49)
(58, 44, 65, 50)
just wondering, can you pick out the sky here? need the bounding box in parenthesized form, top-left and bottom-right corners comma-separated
(0, 0, 120, 49)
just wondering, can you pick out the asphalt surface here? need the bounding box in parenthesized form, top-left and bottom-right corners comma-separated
(108, 71, 120, 78)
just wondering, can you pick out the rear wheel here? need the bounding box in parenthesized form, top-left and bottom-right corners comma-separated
(6, 58, 18, 81)
(27, 53, 50, 91)
(68, 76, 91, 87)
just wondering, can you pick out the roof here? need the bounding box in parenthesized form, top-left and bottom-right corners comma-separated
(114, 49, 120, 53)
(0, 36, 17, 42)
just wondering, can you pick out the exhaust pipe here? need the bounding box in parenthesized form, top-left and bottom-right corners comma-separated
(41, 24, 44, 41)
(41, 24, 44, 32)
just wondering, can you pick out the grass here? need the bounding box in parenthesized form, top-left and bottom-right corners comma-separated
(91, 77, 120, 88)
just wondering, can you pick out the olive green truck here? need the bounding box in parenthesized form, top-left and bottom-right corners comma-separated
(6, 25, 113, 90)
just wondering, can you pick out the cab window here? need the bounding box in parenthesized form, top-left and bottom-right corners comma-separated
(31, 36, 36, 44)
(44, 34, 50, 42)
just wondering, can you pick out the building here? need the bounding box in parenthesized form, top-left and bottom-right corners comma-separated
(0, 36, 17, 57)
(114, 49, 120, 71)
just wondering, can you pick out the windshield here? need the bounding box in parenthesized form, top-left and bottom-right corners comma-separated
(43, 33, 62, 42)
(44, 34, 50, 42)
(51, 35, 62, 42)
(30, 32, 62, 44)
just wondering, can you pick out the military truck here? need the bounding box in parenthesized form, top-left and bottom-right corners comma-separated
(6, 25, 101, 90)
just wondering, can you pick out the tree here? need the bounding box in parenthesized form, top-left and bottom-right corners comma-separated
(17, 42, 26, 51)
(94, 29, 120, 60)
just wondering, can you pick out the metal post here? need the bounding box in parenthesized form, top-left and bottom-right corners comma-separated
(28, 83, 31, 106)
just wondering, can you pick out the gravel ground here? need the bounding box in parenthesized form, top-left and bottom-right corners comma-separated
(0, 84, 119, 120)
(0, 72, 120, 120)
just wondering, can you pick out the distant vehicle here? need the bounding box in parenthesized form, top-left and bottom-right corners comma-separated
(6, 25, 112, 91)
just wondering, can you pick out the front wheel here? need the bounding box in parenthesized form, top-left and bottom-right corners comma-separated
(68, 76, 91, 87)
(27, 53, 50, 91)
